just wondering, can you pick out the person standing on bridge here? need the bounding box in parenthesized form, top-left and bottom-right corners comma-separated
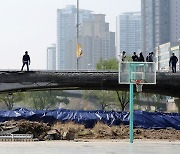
(121, 51, 126, 62)
(169, 53, 178, 73)
(21, 51, 30, 71)
(132, 52, 138, 62)
(138, 52, 144, 62)
(121, 51, 126, 72)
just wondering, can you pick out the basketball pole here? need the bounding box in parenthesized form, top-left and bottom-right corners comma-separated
(129, 83, 134, 143)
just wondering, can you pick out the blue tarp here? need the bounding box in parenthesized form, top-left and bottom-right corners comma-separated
(0, 108, 179, 129)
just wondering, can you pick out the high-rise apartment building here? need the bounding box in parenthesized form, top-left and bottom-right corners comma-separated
(56, 5, 92, 70)
(142, 0, 180, 56)
(47, 44, 56, 70)
(116, 12, 141, 56)
(57, 6, 115, 70)
(79, 14, 115, 69)
(170, 0, 180, 43)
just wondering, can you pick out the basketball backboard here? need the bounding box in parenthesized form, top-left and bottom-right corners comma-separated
(119, 62, 156, 84)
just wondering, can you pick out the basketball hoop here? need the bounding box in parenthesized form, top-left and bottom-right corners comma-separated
(135, 80, 143, 92)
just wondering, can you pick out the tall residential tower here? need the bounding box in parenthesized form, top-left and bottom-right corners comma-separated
(47, 44, 56, 70)
(56, 5, 92, 70)
(79, 14, 115, 69)
(57, 6, 115, 70)
(141, 0, 180, 56)
(116, 12, 141, 56)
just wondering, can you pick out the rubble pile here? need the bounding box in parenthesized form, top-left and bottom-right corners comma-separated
(78, 122, 180, 140)
(0, 120, 180, 141)
(0, 120, 83, 141)
(51, 122, 85, 140)
(0, 120, 51, 141)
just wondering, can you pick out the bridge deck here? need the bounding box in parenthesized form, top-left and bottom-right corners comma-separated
(0, 71, 179, 97)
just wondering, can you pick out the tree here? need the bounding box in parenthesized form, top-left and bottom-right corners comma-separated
(132, 93, 167, 111)
(95, 58, 131, 111)
(96, 58, 118, 70)
(0, 92, 25, 110)
(83, 90, 116, 110)
(116, 91, 129, 111)
(95, 58, 168, 112)
(27, 90, 69, 110)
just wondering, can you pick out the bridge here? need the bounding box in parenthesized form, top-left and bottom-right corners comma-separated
(0, 70, 179, 97)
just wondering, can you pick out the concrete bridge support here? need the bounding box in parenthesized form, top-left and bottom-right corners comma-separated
(174, 98, 180, 113)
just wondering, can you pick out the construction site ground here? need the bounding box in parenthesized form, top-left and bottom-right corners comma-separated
(0, 120, 180, 153)
(0, 120, 179, 141)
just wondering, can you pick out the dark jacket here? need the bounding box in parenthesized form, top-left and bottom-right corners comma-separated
(138, 54, 144, 62)
(146, 55, 153, 62)
(23, 54, 30, 62)
(169, 55, 178, 65)
(132, 55, 138, 61)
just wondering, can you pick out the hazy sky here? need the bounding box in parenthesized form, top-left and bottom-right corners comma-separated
(0, 0, 140, 70)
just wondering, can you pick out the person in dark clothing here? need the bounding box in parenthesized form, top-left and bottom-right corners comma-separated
(138, 52, 144, 62)
(132, 52, 138, 61)
(149, 52, 153, 62)
(121, 51, 126, 72)
(169, 53, 178, 73)
(122, 51, 126, 61)
(146, 52, 154, 72)
(146, 54, 149, 62)
(138, 52, 145, 72)
(21, 51, 30, 71)
(146, 52, 153, 62)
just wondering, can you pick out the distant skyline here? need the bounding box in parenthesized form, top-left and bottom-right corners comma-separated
(0, 0, 140, 70)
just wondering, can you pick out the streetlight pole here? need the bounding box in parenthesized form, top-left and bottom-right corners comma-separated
(76, 0, 79, 71)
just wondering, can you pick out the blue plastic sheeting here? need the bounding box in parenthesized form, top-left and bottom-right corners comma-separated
(0, 108, 179, 129)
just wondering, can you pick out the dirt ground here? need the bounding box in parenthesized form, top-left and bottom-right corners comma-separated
(0, 120, 180, 141)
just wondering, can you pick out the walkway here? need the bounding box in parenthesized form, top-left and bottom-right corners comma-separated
(0, 140, 179, 154)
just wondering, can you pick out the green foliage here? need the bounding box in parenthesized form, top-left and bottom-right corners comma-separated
(96, 58, 118, 70)
(0, 92, 25, 110)
(125, 55, 133, 61)
(26, 90, 69, 110)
